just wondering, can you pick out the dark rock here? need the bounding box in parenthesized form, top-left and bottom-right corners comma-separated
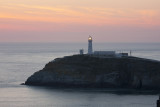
(25, 55, 160, 89)
(20, 83, 25, 85)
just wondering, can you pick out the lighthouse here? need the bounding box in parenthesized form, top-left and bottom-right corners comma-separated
(88, 36, 93, 54)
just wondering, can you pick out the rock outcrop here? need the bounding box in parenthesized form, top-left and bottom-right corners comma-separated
(25, 55, 160, 89)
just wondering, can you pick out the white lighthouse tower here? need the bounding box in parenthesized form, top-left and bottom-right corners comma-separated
(88, 36, 93, 54)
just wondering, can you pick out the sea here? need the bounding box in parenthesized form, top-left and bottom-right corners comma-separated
(0, 42, 160, 107)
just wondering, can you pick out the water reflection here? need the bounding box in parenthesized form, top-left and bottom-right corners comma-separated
(0, 85, 157, 107)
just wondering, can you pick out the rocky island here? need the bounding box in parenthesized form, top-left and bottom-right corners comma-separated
(25, 55, 160, 90)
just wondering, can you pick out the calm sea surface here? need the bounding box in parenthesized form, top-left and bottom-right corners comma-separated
(0, 42, 160, 107)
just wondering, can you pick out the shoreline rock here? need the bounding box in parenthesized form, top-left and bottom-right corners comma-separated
(25, 55, 160, 90)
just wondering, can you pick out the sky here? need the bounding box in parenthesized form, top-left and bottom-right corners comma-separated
(0, 0, 160, 43)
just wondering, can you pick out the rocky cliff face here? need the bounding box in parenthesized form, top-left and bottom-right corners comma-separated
(25, 55, 160, 89)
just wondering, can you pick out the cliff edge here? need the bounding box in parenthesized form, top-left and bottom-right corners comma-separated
(25, 55, 160, 89)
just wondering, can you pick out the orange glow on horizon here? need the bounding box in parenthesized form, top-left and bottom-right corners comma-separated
(0, 6, 159, 28)
(0, 0, 160, 42)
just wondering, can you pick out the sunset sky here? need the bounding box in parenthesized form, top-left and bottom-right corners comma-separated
(0, 0, 160, 42)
